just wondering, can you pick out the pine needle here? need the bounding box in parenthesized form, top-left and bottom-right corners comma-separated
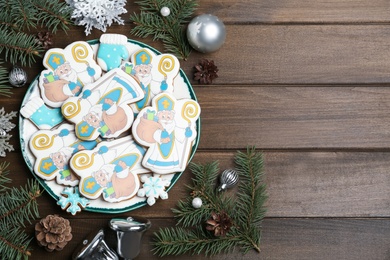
(0, 28, 43, 66)
(153, 148, 267, 256)
(0, 161, 12, 192)
(0, 0, 72, 67)
(130, 0, 198, 60)
(0, 62, 12, 97)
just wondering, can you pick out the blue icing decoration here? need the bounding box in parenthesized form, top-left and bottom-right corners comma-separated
(98, 43, 129, 71)
(30, 105, 64, 128)
(57, 187, 89, 215)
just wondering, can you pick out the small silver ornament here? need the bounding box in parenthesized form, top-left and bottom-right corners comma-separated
(160, 6, 170, 17)
(187, 14, 226, 53)
(218, 169, 239, 192)
(9, 66, 27, 87)
(0, 128, 6, 137)
(192, 197, 203, 208)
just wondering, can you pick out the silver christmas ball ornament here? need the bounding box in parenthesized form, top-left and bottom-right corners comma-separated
(218, 169, 239, 192)
(9, 66, 27, 87)
(187, 14, 226, 53)
(160, 6, 170, 17)
(192, 197, 203, 208)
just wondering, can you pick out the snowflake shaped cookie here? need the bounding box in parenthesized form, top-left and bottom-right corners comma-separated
(137, 175, 170, 206)
(57, 187, 89, 215)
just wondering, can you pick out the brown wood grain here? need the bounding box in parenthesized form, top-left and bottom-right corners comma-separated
(26, 218, 390, 260)
(6, 86, 390, 150)
(1, 1, 390, 259)
(5, 150, 390, 218)
(7, 25, 390, 85)
(195, 86, 390, 149)
(125, 1, 390, 24)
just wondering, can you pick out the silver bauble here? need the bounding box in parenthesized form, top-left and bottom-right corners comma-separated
(187, 14, 226, 53)
(9, 66, 27, 87)
(217, 169, 239, 192)
(0, 128, 6, 137)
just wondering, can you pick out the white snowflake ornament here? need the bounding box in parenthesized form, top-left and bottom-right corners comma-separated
(137, 175, 170, 206)
(66, 0, 128, 36)
(0, 108, 17, 157)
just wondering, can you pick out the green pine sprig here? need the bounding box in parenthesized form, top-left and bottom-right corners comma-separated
(0, 161, 12, 192)
(0, 61, 12, 97)
(0, 177, 41, 260)
(153, 148, 267, 257)
(0, 179, 41, 228)
(130, 0, 198, 60)
(0, 29, 43, 67)
(0, 0, 72, 67)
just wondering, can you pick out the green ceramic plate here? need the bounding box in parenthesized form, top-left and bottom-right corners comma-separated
(19, 38, 200, 214)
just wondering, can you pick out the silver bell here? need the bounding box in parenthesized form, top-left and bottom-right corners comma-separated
(109, 216, 151, 260)
(72, 229, 118, 260)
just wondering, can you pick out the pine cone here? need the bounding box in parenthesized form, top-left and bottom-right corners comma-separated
(205, 211, 232, 237)
(36, 31, 53, 50)
(194, 59, 218, 84)
(35, 214, 72, 252)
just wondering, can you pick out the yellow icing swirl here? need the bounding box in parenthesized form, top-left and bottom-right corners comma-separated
(181, 101, 199, 123)
(31, 134, 55, 150)
(72, 152, 95, 170)
(158, 55, 175, 77)
(72, 43, 89, 64)
(62, 99, 81, 119)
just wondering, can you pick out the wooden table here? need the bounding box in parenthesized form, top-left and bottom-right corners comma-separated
(2, 1, 390, 259)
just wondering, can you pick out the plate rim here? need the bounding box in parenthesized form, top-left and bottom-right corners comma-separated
(19, 38, 201, 214)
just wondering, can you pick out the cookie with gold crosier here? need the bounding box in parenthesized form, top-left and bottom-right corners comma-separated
(132, 92, 201, 174)
(29, 123, 98, 186)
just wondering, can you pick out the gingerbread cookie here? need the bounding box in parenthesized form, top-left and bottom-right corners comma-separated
(121, 48, 180, 114)
(39, 41, 102, 108)
(61, 68, 144, 141)
(97, 34, 130, 71)
(70, 136, 149, 203)
(132, 92, 200, 174)
(20, 96, 64, 130)
(29, 123, 98, 186)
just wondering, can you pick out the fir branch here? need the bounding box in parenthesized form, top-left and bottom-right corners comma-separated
(0, 225, 33, 260)
(0, 14, 19, 31)
(130, 0, 198, 60)
(0, 28, 43, 66)
(0, 161, 12, 192)
(5, 0, 37, 29)
(153, 226, 240, 257)
(0, 62, 12, 97)
(235, 147, 267, 230)
(154, 149, 267, 256)
(27, 0, 72, 33)
(0, 179, 41, 228)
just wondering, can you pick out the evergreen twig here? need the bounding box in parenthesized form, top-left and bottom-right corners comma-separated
(130, 0, 198, 60)
(0, 0, 72, 67)
(153, 148, 267, 257)
(0, 61, 12, 97)
(0, 161, 12, 192)
(0, 177, 41, 260)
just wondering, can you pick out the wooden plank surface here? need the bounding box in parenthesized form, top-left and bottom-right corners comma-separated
(126, 1, 390, 24)
(8, 85, 390, 150)
(13, 25, 390, 85)
(1, 1, 390, 259)
(6, 150, 390, 218)
(27, 218, 390, 260)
